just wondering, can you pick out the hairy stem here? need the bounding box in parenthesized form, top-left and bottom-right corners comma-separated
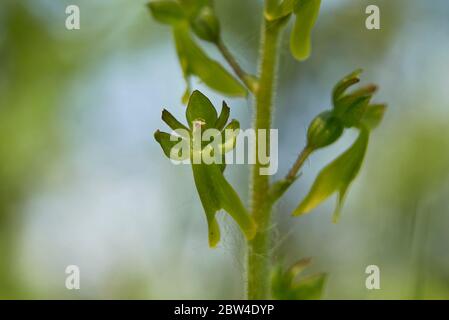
(247, 18, 283, 300)
(216, 38, 258, 93)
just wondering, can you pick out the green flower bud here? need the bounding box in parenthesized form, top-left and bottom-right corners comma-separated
(307, 111, 343, 150)
(191, 7, 220, 43)
(147, 1, 185, 25)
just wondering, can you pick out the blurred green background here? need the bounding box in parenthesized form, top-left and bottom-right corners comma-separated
(0, 0, 448, 299)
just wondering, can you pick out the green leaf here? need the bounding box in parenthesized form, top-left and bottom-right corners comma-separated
(182, 86, 191, 105)
(147, 1, 186, 25)
(266, 0, 282, 14)
(265, 0, 297, 21)
(332, 70, 380, 129)
(334, 84, 376, 110)
(179, 0, 211, 18)
(215, 102, 232, 172)
(173, 26, 247, 98)
(154, 130, 189, 160)
(162, 109, 189, 133)
(220, 119, 240, 154)
(332, 69, 362, 104)
(215, 101, 230, 131)
(361, 104, 386, 130)
(291, 273, 327, 300)
(202, 118, 240, 158)
(186, 90, 218, 129)
(272, 258, 327, 300)
(336, 95, 371, 128)
(293, 128, 369, 222)
(173, 25, 193, 98)
(290, 0, 321, 61)
(192, 163, 256, 247)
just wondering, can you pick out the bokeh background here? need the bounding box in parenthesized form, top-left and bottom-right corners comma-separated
(1, 0, 448, 299)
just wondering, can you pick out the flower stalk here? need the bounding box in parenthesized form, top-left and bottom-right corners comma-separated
(247, 17, 284, 300)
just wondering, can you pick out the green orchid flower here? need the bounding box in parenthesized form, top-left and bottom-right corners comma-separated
(271, 258, 327, 300)
(155, 90, 256, 247)
(293, 70, 386, 221)
(148, 1, 246, 102)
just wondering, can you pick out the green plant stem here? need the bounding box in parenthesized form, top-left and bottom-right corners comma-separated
(247, 19, 283, 300)
(216, 38, 258, 93)
(285, 146, 312, 182)
(268, 146, 311, 203)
